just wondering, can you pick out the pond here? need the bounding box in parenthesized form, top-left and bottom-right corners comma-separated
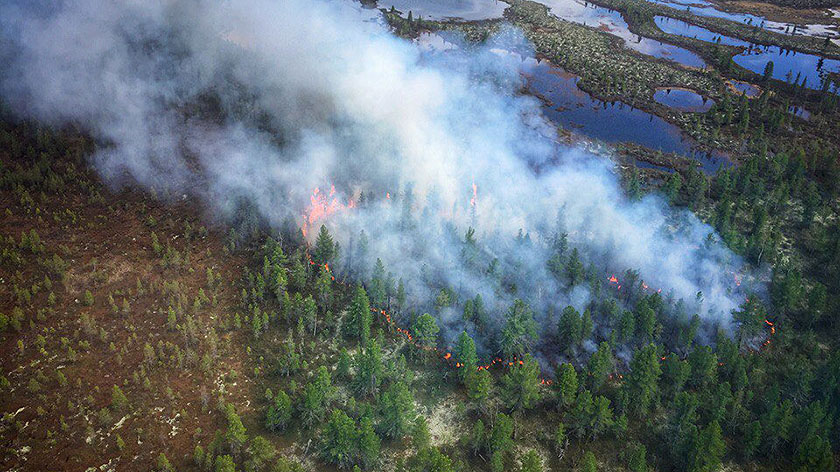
(414, 33, 730, 171)
(644, 0, 840, 39)
(654, 87, 715, 111)
(378, 0, 508, 21)
(727, 79, 761, 97)
(522, 58, 730, 171)
(535, 0, 707, 68)
(655, 16, 840, 90)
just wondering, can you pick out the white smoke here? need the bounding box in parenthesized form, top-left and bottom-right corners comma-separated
(1, 0, 750, 354)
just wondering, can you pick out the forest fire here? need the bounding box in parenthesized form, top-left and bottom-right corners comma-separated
(301, 216, 775, 389)
(301, 185, 352, 238)
(301, 246, 778, 388)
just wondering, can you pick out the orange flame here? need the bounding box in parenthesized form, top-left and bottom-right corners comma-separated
(298, 223, 777, 390)
(301, 185, 351, 238)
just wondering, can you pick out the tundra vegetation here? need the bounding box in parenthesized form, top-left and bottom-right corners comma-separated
(1, 0, 840, 471)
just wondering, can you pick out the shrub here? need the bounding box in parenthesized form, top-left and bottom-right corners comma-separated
(82, 290, 94, 307)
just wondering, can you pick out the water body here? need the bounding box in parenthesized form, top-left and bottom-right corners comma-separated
(414, 33, 729, 171)
(655, 16, 840, 90)
(522, 58, 729, 171)
(379, 0, 508, 21)
(728, 79, 761, 96)
(644, 0, 840, 39)
(654, 87, 715, 111)
(788, 105, 811, 120)
(535, 0, 707, 68)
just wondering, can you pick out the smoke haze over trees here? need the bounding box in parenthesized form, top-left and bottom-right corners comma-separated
(0, 0, 758, 357)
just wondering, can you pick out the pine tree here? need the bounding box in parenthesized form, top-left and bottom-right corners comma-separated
(157, 453, 174, 472)
(732, 296, 767, 345)
(245, 436, 276, 472)
(111, 385, 129, 412)
(369, 259, 387, 307)
(566, 248, 584, 285)
(353, 339, 383, 396)
(290, 257, 307, 293)
(624, 441, 648, 472)
(499, 299, 537, 359)
(266, 390, 292, 432)
(412, 313, 439, 351)
(322, 409, 356, 469)
(618, 310, 635, 342)
(635, 300, 657, 343)
(664, 171, 683, 204)
(581, 308, 593, 342)
(624, 343, 661, 416)
(466, 368, 492, 405)
(587, 342, 613, 391)
(570, 390, 593, 439)
(489, 413, 514, 472)
(741, 420, 761, 459)
(396, 278, 406, 312)
(687, 420, 725, 472)
(314, 225, 337, 265)
(553, 423, 567, 453)
(357, 415, 380, 470)
(555, 363, 578, 409)
(336, 348, 351, 379)
(500, 354, 541, 411)
(412, 416, 431, 450)
(581, 451, 597, 472)
(301, 368, 332, 428)
(469, 419, 486, 454)
(762, 60, 774, 81)
(344, 286, 371, 345)
(558, 306, 582, 354)
(590, 395, 614, 439)
(314, 266, 332, 315)
(687, 345, 717, 389)
(379, 380, 414, 439)
(520, 449, 543, 472)
(454, 331, 478, 381)
(224, 403, 248, 456)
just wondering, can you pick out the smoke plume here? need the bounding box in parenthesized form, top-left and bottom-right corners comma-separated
(1, 0, 752, 357)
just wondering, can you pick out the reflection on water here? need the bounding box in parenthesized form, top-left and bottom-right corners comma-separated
(654, 87, 714, 111)
(727, 79, 761, 97)
(522, 58, 729, 171)
(655, 16, 840, 90)
(414, 33, 730, 171)
(644, 0, 840, 39)
(379, 0, 507, 20)
(535, 0, 707, 68)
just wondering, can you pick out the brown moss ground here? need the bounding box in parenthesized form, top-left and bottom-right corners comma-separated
(0, 121, 251, 471)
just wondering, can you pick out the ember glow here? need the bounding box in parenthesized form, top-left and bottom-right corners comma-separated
(309, 248, 776, 381)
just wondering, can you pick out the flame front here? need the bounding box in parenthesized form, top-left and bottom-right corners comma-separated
(301, 185, 353, 238)
(297, 202, 775, 387)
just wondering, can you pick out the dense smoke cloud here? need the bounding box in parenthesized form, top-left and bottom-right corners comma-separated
(1, 0, 750, 355)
